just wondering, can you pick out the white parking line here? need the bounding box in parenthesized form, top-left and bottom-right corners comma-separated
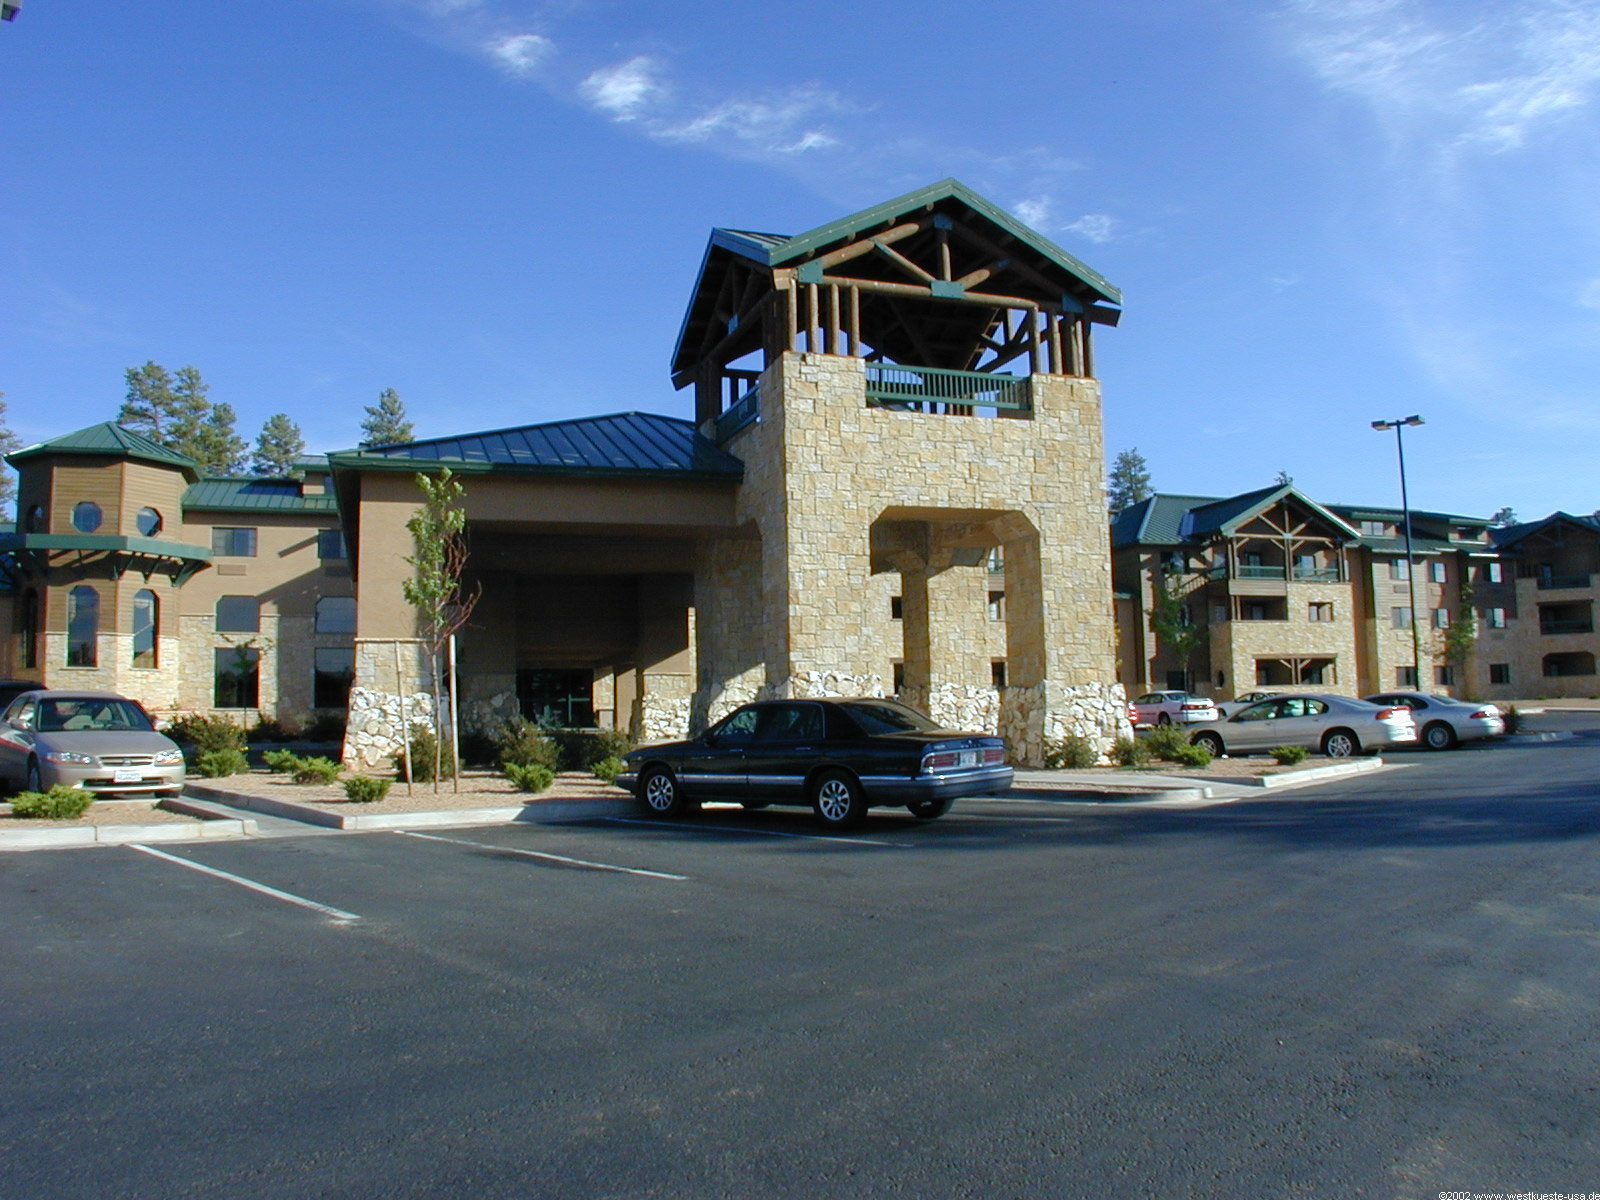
(395, 830, 688, 880)
(605, 816, 909, 848)
(126, 844, 360, 922)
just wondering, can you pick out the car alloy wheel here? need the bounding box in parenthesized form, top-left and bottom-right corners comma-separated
(639, 767, 685, 817)
(1157, 713, 1172, 726)
(1192, 731, 1224, 758)
(1322, 729, 1359, 758)
(25, 760, 42, 794)
(1423, 722, 1457, 751)
(812, 770, 867, 830)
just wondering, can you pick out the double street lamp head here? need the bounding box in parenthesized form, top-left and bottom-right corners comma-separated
(1371, 415, 1425, 431)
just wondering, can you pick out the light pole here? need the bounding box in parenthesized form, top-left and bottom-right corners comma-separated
(1372, 415, 1425, 689)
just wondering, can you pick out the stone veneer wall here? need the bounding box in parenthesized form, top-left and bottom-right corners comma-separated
(341, 639, 436, 769)
(692, 352, 1129, 765)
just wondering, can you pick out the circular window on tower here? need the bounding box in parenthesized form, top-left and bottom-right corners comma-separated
(136, 506, 163, 537)
(72, 501, 103, 533)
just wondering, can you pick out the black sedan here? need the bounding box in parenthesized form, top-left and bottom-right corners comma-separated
(617, 698, 1013, 830)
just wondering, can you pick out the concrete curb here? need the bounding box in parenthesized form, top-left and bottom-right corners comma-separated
(0, 814, 257, 852)
(1219, 756, 1397, 789)
(181, 780, 634, 831)
(1502, 731, 1576, 743)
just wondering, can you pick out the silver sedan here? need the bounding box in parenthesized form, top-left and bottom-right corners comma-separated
(1188, 693, 1418, 759)
(1362, 692, 1505, 751)
(0, 691, 186, 796)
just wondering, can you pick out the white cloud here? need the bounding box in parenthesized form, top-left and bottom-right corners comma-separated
(652, 86, 846, 156)
(579, 57, 665, 121)
(487, 32, 551, 77)
(1063, 214, 1119, 243)
(1013, 196, 1052, 228)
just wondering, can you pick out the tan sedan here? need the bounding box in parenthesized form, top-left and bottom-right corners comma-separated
(0, 691, 186, 796)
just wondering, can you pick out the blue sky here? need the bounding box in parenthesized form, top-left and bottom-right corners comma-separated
(4, 0, 1597, 520)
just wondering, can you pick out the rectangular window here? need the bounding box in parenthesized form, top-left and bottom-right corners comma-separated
(1429, 561, 1446, 583)
(212, 527, 258, 557)
(315, 596, 357, 635)
(1396, 666, 1417, 688)
(990, 660, 1007, 688)
(891, 661, 905, 694)
(317, 529, 347, 560)
(216, 596, 261, 633)
(1488, 607, 1507, 629)
(1433, 608, 1450, 629)
(215, 647, 261, 708)
(1390, 558, 1410, 581)
(1435, 665, 1455, 686)
(890, 596, 903, 620)
(987, 591, 1005, 621)
(1361, 520, 1386, 536)
(1391, 606, 1413, 629)
(1485, 561, 1504, 584)
(1490, 663, 1511, 685)
(1308, 602, 1334, 622)
(313, 647, 355, 709)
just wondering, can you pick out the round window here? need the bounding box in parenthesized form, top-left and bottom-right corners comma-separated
(136, 506, 163, 536)
(72, 502, 103, 534)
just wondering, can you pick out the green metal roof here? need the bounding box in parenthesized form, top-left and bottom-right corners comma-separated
(1113, 488, 1360, 548)
(8, 422, 198, 476)
(182, 478, 339, 514)
(1491, 511, 1600, 550)
(326, 412, 744, 481)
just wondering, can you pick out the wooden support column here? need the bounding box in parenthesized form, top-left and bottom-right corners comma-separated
(849, 285, 861, 356)
(1027, 311, 1041, 375)
(806, 283, 820, 353)
(827, 283, 841, 356)
(1082, 322, 1094, 378)
(1043, 311, 1059, 375)
(783, 281, 798, 352)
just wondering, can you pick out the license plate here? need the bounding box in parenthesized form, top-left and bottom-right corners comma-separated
(957, 750, 979, 768)
(113, 768, 143, 783)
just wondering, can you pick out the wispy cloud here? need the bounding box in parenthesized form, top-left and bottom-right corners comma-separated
(1063, 214, 1120, 244)
(579, 56, 665, 120)
(487, 32, 551, 77)
(654, 87, 844, 155)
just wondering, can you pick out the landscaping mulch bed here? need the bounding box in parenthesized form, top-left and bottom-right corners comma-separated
(194, 769, 626, 816)
(0, 799, 198, 827)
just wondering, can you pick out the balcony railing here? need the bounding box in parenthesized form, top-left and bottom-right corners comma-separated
(1291, 566, 1341, 582)
(1540, 619, 1595, 635)
(713, 382, 761, 443)
(864, 364, 1031, 415)
(1236, 565, 1287, 579)
(1539, 573, 1592, 590)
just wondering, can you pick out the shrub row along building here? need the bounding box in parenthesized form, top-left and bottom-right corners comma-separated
(1, 182, 1593, 766)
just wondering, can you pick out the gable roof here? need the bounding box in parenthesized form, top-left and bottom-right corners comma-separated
(1113, 487, 1360, 548)
(183, 478, 339, 515)
(326, 412, 743, 481)
(1491, 510, 1600, 550)
(8, 422, 199, 477)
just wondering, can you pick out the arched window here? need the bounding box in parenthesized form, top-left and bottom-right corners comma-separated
(133, 589, 159, 668)
(136, 507, 163, 537)
(19, 589, 38, 669)
(315, 596, 356, 634)
(24, 505, 44, 533)
(72, 502, 103, 533)
(216, 595, 260, 633)
(67, 586, 99, 667)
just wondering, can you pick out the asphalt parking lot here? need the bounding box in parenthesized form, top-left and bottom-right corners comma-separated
(3, 712, 1599, 1199)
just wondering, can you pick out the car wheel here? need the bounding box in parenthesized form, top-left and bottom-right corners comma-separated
(1423, 722, 1458, 751)
(908, 797, 952, 820)
(811, 770, 868, 830)
(1192, 731, 1225, 758)
(638, 767, 687, 818)
(1322, 729, 1360, 758)
(25, 759, 42, 794)
(1157, 713, 1172, 726)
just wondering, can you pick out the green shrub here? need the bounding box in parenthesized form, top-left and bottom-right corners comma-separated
(1043, 735, 1098, 769)
(548, 726, 635, 770)
(494, 718, 559, 771)
(1270, 745, 1310, 765)
(458, 729, 500, 768)
(1166, 743, 1213, 769)
(1143, 724, 1191, 762)
(505, 762, 555, 794)
(166, 714, 246, 756)
(261, 749, 302, 775)
(195, 748, 249, 779)
(1110, 735, 1151, 767)
(343, 775, 392, 803)
(394, 731, 456, 783)
(1503, 705, 1522, 736)
(246, 717, 297, 743)
(291, 756, 342, 785)
(9, 785, 93, 820)
(590, 755, 624, 784)
(301, 711, 348, 743)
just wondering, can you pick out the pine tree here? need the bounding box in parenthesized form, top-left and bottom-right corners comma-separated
(1107, 448, 1153, 515)
(0, 393, 20, 507)
(119, 362, 179, 442)
(1489, 506, 1518, 528)
(186, 401, 248, 476)
(252, 413, 306, 476)
(361, 388, 414, 447)
(1274, 469, 1294, 487)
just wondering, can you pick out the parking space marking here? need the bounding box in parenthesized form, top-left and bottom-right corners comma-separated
(126, 844, 361, 922)
(604, 816, 910, 848)
(394, 830, 689, 880)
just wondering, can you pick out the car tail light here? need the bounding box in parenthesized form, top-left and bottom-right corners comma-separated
(1375, 707, 1409, 721)
(923, 751, 958, 771)
(983, 746, 1005, 764)
(1181, 702, 1211, 711)
(1470, 708, 1495, 719)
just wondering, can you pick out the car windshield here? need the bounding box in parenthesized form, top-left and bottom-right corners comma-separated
(839, 700, 942, 735)
(35, 699, 154, 733)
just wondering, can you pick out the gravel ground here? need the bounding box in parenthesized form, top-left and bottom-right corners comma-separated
(194, 769, 626, 815)
(0, 799, 198, 826)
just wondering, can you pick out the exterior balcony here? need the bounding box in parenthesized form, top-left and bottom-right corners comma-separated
(1536, 572, 1594, 592)
(863, 363, 1032, 417)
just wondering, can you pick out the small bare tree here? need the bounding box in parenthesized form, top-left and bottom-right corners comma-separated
(402, 468, 480, 790)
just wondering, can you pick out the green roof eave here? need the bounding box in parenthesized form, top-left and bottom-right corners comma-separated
(323, 452, 743, 485)
(7, 422, 200, 478)
(0, 532, 213, 561)
(1210, 485, 1362, 541)
(767, 178, 1123, 306)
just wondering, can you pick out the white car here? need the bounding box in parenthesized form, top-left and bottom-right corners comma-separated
(1215, 691, 1282, 718)
(1129, 691, 1219, 728)
(1361, 692, 1505, 751)
(1188, 694, 1417, 759)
